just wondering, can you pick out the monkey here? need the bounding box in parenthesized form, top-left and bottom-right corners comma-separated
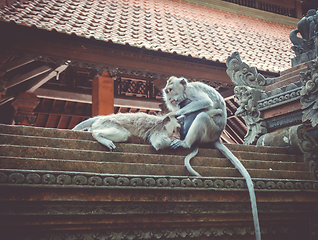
(72, 112, 180, 151)
(163, 76, 261, 240)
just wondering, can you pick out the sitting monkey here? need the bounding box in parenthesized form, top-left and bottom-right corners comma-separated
(163, 76, 261, 240)
(72, 112, 180, 151)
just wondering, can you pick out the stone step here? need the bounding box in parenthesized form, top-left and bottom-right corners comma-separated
(0, 156, 313, 180)
(0, 124, 297, 155)
(0, 146, 306, 172)
(0, 134, 301, 162)
(0, 144, 303, 168)
(0, 124, 311, 180)
(0, 124, 95, 141)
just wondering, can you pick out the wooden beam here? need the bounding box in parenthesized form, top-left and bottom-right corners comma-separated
(27, 62, 70, 93)
(1, 56, 35, 73)
(6, 65, 52, 88)
(33, 88, 162, 111)
(33, 88, 92, 103)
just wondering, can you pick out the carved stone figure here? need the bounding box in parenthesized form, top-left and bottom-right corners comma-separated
(290, 9, 318, 66)
(297, 125, 318, 179)
(234, 86, 266, 145)
(300, 58, 318, 128)
(226, 52, 272, 90)
(226, 52, 269, 145)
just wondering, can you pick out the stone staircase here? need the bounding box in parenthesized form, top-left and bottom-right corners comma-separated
(1, 123, 318, 240)
(0, 123, 314, 181)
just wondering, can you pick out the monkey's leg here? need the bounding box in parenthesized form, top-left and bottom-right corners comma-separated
(171, 112, 213, 149)
(92, 126, 131, 150)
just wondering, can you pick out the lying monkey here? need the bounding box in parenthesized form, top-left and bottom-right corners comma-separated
(72, 112, 180, 151)
(163, 76, 261, 240)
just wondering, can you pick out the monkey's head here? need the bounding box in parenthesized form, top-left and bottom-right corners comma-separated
(150, 115, 181, 150)
(163, 76, 188, 111)
(163, 115, 181, 141)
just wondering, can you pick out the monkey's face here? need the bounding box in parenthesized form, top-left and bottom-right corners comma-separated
(164, 116, 181, 140)
(163, 77, 187, 107)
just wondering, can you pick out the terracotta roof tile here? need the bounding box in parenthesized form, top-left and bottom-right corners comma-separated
(0, 0, 295, 72)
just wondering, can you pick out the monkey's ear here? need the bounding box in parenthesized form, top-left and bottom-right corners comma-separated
(180, 78, 187, 86)
(163, 116, 171, 124)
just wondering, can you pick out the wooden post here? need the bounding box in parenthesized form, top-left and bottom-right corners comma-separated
(295, 0, 302, 19)
(92, 71, 114, 116)
(11, 92, 40, 126)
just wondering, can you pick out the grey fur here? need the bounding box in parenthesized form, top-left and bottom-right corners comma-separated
(163, 76, 261, 240)
(73, 112, 180, 151)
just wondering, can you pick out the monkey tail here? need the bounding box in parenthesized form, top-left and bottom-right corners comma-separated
(72, 118, 97, 131)
(214, 140, 261, 240)
(184, 147, 201, 177)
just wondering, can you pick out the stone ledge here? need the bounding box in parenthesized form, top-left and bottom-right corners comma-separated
(1, 169, 317, 192)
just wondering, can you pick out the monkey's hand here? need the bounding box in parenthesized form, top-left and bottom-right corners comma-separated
(177, 115, 185, 121)
(166, 111, 179, 118)
(170, 139, 191, 149)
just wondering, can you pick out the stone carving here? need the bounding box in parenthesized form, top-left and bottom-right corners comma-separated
(1, 170, 318, 191)
(297, 124, 318, 180)
(258, 84, 302, 111)
(300, 58, 318, 127)
(265, 111, 303, 132)
(1, 201, 311, 217)
(226, 51, 273, 90)
(290, 9, 318, 66)
(234, 86, 267, 145)
(226, 52, 271, 145)
(18, 225, 309, 240)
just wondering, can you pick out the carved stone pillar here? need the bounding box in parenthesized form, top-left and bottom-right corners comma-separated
(300, 58, 318, 128)
(256, 124, 318, 180)
(234, 86, 266, 145)
(92, 71, 114, 116)
(11, 92, 40, 126)
(226, 51, 271, 145)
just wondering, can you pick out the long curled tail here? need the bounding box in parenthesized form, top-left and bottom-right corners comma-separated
(184, 147, 200, 177)
(214, 140, 261, 240)
(72, 118, 97, 131)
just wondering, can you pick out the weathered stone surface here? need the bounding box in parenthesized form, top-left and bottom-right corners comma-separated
(1, 123, 318, 239)
(290, 9, 318, 67)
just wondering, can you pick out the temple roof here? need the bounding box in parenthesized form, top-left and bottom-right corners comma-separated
(0, 0, 295, 73)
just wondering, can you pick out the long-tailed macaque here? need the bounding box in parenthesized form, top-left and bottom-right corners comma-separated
(73, 112, 180, 151)
(163, 76, 261, 240)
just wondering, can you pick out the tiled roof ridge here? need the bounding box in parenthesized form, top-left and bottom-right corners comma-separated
(0, 0, 295, 72)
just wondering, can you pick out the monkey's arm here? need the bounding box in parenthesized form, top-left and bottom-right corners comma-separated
(175, 98, 213, 116)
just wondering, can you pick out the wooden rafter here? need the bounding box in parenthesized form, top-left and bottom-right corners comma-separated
(1, 56, 35, 74)
(5, 65, 52, 89)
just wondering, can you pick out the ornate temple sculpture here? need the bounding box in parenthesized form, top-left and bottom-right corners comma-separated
(300, 58, 318, 128)
(226, 51, 271, 145)
(226, 35, 318, 179)
(290, 9, 318, 66)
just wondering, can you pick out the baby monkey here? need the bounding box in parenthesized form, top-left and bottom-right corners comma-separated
(163, 76, 261, 240)
(73, 112, 180, 151)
